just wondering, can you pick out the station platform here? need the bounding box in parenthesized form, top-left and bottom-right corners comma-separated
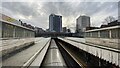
(1, 37, 51, 67)
(65, 37, 85, 43)
(0, 37, 50, 57)
(1, 38, 35, 57)
(58, 37, 120, 67)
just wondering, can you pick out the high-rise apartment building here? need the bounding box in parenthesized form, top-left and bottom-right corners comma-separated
(76, 15, 90, 32)
(49, 14, 62, 32)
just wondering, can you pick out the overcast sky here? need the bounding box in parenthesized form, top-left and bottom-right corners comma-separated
(1, 0, 119, 32)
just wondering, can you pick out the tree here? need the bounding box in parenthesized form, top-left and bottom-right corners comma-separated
(102, 16, 115, 25)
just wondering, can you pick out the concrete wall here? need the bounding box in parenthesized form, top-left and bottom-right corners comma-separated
(0, 22, 2, 38)
(2, 21, 35, 39)
(85, 38, 120, 49)
(85, 27, 120, 49)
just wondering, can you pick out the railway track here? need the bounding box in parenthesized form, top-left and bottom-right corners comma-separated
(55, 39, 86, 68)
(2, 37, 119, 68)
(19, 38, 86, 68)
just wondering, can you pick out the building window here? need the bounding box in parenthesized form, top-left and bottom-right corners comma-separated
(100, 30, 109, 38)
(91, 31, 98, 38)
(111, 28, 119, 39)
(85, 32, 91, 37)
(118, 28, 120, 39)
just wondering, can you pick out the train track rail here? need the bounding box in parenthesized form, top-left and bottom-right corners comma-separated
(57, 42, 86, 68)
(2, 37, 119, 68)
(20, 38, 86, 68)
(55, 38, 87, 68)
(21, 39, 50, 68)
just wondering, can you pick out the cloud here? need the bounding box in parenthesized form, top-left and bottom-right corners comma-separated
(1, 1, 119, 32)
(2, 2, 40, 17)
(1, 0, 120, 2)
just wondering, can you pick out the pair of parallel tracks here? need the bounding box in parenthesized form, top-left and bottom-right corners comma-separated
(21, 38, 86, 68)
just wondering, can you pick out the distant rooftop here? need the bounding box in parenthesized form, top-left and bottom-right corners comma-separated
(100, 20, 120, 28)
(50, 14, 62, 17)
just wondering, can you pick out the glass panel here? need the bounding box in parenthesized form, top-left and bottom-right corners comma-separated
(111, 29, 119, 39)
(100, 30, 109, 38)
